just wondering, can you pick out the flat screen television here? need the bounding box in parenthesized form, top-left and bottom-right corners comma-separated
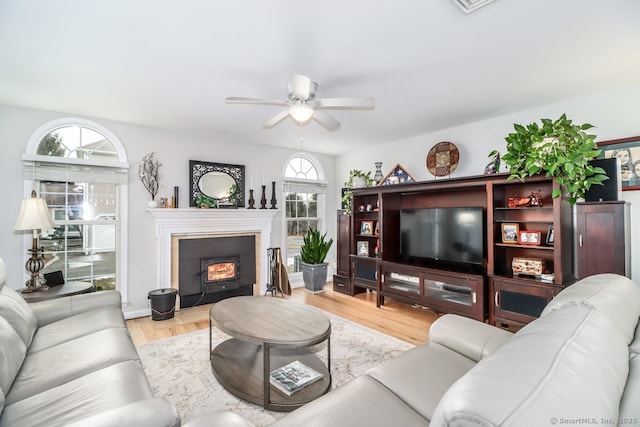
(400, 207, 484, 267)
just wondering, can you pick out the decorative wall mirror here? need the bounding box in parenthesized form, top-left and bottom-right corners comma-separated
(189, 160, 245, 207)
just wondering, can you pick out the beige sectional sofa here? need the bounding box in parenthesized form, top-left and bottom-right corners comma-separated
(209, 273, 640, 426)
(0, 257, 180, 427)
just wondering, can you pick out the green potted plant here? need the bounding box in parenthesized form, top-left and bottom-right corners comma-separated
(300, 228, 334, 293)
(494, 114, 608, 205)
(196, 193, 218, 208)
(341, 169, 374, 215)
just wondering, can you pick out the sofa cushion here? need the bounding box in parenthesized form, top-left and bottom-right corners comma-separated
(29, 290, 122, 327)
(0, 258, 6, 287)
(428, 314, 513, 362)
(5, 327, 140, 404)
(28, 305, 126, 353)
(619, 321, 640, 420)
(542, 273, 640, 343)
(270, 375, 429, 427)
(0, 361, 157, 427)
(0, 284, 38, 348)
(366, 341, 476, 422)
(431, 305, 630, 426)
(0, 317, 26, 400)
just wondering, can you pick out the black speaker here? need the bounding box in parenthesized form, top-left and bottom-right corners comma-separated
(585, 158, 620, 202)
(44, 270, 65, 287)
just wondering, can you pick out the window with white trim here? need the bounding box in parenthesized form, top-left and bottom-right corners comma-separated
(283, 154, 327, 276)
(23, 119, 129, 294)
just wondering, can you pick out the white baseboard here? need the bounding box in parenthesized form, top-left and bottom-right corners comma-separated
(124, 308, 151, 319)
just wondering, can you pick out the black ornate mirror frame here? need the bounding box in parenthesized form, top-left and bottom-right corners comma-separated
(189, 160, 246, 207)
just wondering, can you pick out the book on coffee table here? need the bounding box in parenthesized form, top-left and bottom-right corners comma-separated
(270, 360, 323, 396)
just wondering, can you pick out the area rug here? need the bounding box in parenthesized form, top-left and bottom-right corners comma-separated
(136, 310, 414, 426)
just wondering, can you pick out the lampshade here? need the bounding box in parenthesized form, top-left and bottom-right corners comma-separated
(289, 102, 314, 123)
(14, 191, 56, 232)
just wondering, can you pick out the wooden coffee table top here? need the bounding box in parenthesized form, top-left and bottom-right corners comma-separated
(210, 296, 331, 346)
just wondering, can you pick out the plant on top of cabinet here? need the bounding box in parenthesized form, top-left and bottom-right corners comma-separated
(341, 170, 374, 215)
(495, 114, 609, 205)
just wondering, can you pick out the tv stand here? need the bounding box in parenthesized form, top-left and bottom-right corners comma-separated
(378, 260, 486, 321)
(346, 172, 575, 326)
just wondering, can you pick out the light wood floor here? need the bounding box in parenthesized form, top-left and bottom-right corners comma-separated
(126, 284, 440, 346)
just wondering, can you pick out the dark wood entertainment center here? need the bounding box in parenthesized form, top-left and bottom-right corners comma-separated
(333, 172, 575, 330)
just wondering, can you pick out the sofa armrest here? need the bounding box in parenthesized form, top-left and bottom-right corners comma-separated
(428, 314, 512, 362)
(30, 290, 122, 327)
(62, 398, 180, 427)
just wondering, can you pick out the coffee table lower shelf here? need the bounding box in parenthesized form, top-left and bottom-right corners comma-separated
(210, 338, 331, 411)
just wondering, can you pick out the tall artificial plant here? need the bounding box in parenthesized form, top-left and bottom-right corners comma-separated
(496, 114, 608, 205)
(300, 228, 334, 265)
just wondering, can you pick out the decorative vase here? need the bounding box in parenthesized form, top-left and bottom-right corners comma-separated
(147, 200, 158, 208)
(301, 262, 328, 294)
(374, 162, 384, 184)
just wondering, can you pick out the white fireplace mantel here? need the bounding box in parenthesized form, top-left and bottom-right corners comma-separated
(148, 208, 279, 294)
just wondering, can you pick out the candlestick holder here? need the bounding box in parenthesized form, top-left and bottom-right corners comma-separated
(270, 181, 277, 209)
(247, 189, 256, 209)
(260, 185, 267, 209)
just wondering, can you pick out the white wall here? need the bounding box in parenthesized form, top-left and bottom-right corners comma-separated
(0, 104, 338, 316)
(337, 83, 640, 281)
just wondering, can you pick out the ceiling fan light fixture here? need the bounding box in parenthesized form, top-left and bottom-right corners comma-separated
(289, 102, 314, 123)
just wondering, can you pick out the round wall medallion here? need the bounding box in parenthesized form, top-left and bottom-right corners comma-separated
(426, 141, 460, 177)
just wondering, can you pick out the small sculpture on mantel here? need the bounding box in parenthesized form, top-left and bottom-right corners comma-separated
(484, 150, 501, 175)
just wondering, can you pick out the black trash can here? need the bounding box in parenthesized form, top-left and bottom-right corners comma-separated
(148, 288, 178, 321)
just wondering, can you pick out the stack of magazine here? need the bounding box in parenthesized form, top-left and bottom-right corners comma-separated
(270, 360, 323, 396)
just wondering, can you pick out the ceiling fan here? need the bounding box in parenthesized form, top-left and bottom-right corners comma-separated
(225, 74, 375, 132)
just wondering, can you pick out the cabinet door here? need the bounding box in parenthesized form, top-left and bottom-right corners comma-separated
(351, 256, 377, 291)
(576, 202, 627, 279)
(336, 211, 351, 277)
(423, 271, 485, 321)
(380, 266, 421, 298)
(490, 277, 555, 327)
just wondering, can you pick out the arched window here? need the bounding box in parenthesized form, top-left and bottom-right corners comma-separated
(22, 118, 129, 300)
(283, 153, 327, 282)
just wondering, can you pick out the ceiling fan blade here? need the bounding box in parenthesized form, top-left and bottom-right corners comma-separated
(314, 97, 375, 109)
(262, 109, 291, 129)
(226, 97, 288, 106)
(312, 111, 341, 132)
(291, 74, 312, 100)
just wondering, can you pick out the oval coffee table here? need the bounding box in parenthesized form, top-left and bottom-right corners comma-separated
(209, 296, 331, 411)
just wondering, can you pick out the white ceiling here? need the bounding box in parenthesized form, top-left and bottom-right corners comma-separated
(1, 0, 640, 156)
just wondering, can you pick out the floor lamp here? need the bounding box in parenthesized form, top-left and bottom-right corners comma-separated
(14, 190, 56, 293)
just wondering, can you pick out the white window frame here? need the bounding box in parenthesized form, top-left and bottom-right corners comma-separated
(282, 152, 328, 288)
(22, 118, 130, 305)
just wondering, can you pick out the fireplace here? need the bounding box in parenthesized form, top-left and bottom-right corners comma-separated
(179, 235, 256, 308)
(201, 257, 239, 289)
(148, 208, 278, 309)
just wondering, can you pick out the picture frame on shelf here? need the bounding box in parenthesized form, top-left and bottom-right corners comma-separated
(518, 230, 541, 246)
(501, 223, 519, 243)
(360, 221, 374, 235)
(546, 225, 554, 246)
(374, 221, 380, 235)
(357, 241, 369, 256)
(597, 135, 640, 191)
